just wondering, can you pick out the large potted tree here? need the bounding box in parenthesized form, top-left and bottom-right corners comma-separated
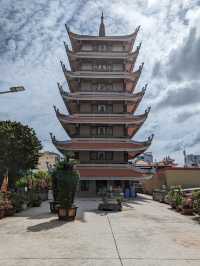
(51, 153, 79, 221)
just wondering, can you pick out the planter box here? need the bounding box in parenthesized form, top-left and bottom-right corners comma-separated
(153, 189, 168, 203)
(176, 205, 182, 212)
(181, 208, 193, 215)
(98, 202, 122, 212)
(170, 202, 176, 209)
(58, 206, 78, 221)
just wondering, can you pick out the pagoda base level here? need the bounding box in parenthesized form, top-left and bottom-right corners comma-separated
(77, 180, 140, 197)
(76, 164, 151, 196)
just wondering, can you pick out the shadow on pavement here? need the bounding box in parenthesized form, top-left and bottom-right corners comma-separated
(75, 195, 152, 222)
(27, 218, 66, 232)
(19, 195, 154, 229)
(192, 216, 200, 224)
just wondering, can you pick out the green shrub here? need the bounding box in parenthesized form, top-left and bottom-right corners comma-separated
(51, 157, 79, 208)
(10, 193, 26, 212)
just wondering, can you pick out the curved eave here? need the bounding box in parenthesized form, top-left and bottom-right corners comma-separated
(52, 139, 151, 152)
(64, 65, 142, 82)
(55, 111, 148, 125)
(61, 89, 145, 102)
(67, 49, 140, 73)
(76, 165, 146, 180)
(67, 47, 139, 61)
(128, 149, 147, 159)
(128, 141, 152, 159)
(66, 25, 140, 45)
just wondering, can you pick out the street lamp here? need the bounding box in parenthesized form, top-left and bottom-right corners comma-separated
(0, 86, 25, 94)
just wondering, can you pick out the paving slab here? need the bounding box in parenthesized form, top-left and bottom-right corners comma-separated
(0, 195, 200, 266)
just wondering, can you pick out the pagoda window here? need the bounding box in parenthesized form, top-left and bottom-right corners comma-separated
(97, 127, 106, 136)
(90, 151, 113, 161)
(92, 82, 98, 91)
(81, 44, 92, 51)
(97, 64, 107, 71)
(107, 44, 112, 52)
(96, 83, 106, 91)
(124, 152, 128, 162)
(106, 152, 113, 160)
(107, 83, 113, 91)
(113, 64, 123, 71)
(96, 126, 113, 136)
(107, 104, 113, 113)
(80, 180, 90, 191)
(91, 127, 97, 137)
(107, 126, 113, 136)
(98, 152, 105, 160)
(81, 63, 91, 71)
(107, 64, 112, 72)
(98, 104, 106, 113)
(74, 152, 79, 160)
(112, 45, 123, 52)
(90, 151, 98, 160)
(98, 44, 107, 52)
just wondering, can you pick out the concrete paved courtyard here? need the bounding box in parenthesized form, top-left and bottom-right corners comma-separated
(0, 195, 200, 266)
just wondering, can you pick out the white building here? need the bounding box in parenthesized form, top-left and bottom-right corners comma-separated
(183, 150, 200, 168)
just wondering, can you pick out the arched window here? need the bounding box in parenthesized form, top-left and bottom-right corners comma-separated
(97, 127, 106, 136)
(98, 152, 105, 160)
(98, 104, 106, 113)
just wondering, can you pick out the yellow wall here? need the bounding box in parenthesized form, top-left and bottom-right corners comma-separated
(165, 169, 200, 188)
(143, 174, 165, 194)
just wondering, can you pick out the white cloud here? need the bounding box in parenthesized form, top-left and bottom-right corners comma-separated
(0, 0, 200, 164)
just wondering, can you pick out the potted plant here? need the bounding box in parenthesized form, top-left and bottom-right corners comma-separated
(28, 190, 42, 207)
(192, 190, 200, 215)
(168, 186, 182, 209)
(52, 155, 79, 221)
(10, 192, 26, 213)
(181, 195, 193, 215)
(49, 169, 60, 213)
(98, 190, 122, 212)
(175, 192, 183, 212)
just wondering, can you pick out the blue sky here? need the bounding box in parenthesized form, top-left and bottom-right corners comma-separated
(0, 0, 200, 164)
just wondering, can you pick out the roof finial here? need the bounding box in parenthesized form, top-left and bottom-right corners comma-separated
(99, 11, 105, 37)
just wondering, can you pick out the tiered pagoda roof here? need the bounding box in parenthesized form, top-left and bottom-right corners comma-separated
(58, 83, 147, 114)
(60, 61, 143, 93)
(50, 134, 153, 157)
(52, 14, 153, 181)
(65, 42, 141, 72)
(76, 164, 149, 181)
(65, 24, 140, 53)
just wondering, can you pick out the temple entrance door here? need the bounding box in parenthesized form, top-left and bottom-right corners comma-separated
(96, 180, 107, 194)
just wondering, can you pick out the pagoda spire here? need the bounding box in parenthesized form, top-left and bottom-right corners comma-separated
(99, 12, 105, 37)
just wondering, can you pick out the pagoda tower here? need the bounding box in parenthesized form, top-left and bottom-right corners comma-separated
(51, 14, 153, 195)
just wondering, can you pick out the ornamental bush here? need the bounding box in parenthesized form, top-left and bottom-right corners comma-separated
(0, 121, 42, 187)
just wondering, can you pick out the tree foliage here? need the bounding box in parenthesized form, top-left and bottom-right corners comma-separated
(0, 121, 42, 186)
